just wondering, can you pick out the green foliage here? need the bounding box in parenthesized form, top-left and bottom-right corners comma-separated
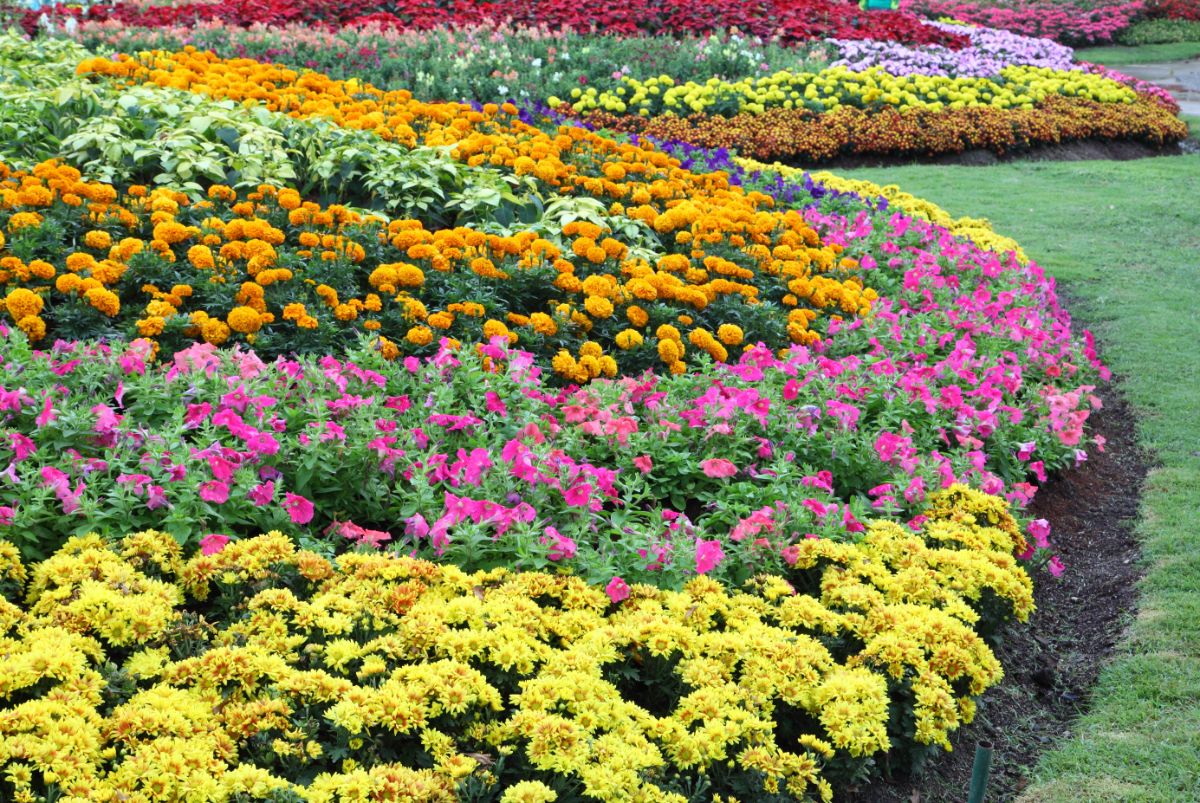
(1117, 16, 1200, 44)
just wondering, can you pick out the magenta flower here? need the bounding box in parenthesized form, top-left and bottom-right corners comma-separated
(485, 391, 507, 416)
(695, 538, 725, 574)
(1048, 556, 1065, 577)
(248, 480, 275, 507)
(0, 505, 14, 526)
(283, 493, 314, 525)
(404, 513, 430, 539)
(35, 394, 55, 428)
(199, 480, 230, 505)
(563, 481, 593, 507)
(605, 576, 630, 603)
(700, 458, 738, 479)
(199, 533, 230, 555)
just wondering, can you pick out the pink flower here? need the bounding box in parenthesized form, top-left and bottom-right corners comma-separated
(1016, 441, 1037, 460)
(542, 526, 577, 561)
(1048, 556, 1065, 577)
(1029, 460, 1047, 483)
(563, 481, 592, 507)
(700, 458, 738, 479)
(632, 455, 653, 474)
(283, 492, 314, 525)
(695, 538, 725, 574)
(199, 533, 230, 555)
(605, 576, 630, 603)
(248, 481, 275, 507)
(485, 391, 507, 416)
(199, 480, 229, 504)
(1028, 518, 1052, 549)
(0, 505, 14, 526)
(36, 395, 55, 428)
(404, 513, 429, 539)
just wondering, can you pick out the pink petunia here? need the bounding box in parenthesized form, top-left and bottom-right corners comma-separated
(632, 455, 653, 474)
(283, 493, 314, 525)
(485, 391, 507, 417)
(0, 505, 14, 526)
(695, 538, 725, 574)
(247, 481, 275, 507)
(605, 576, 630, 603)
(199, 533, 230, 555)
(199, 480, 230, 505)
(404, 513, 429, 539)
(543, 526, 578, 561)
(700, 458, 738, 479)
(1048, 556, 1065, 577)
(563, 481, 592, 507)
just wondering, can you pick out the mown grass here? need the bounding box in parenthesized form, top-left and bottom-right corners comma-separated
(837, 156, 1200, 801)
(1075, 41, 1200, 66)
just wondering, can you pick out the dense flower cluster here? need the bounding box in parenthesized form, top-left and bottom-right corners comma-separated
(829, 21, 1077, 77)
(0, 157, 872, 368)
(1145, 0, 1200, 19)
(0, 512, 1031, 802)
(558, 65, 1139, 117)
(901, 0, 1146, 44)
(572, 92, 1187, 163)
(0, 19, 1121, 799)
(27, 0, 971, 48)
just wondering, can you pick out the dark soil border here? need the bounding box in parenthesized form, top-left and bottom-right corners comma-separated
(841, 388, 1149, 803)
(798, 137, 1194, 170)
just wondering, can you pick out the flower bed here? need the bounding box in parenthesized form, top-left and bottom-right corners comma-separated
(0, 32, 1114, 802)
(25, 0, 970, 48)
(900, 0, 1147, 45)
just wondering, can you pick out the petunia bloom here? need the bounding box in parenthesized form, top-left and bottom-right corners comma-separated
(283, 492, 314, 525)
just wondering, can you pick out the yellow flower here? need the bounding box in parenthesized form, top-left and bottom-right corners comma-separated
(4, 288, 43, 320)
(227, 306, 263, 334)
(615, 329, 643, 349)
(406, 326, 434, 346)
(717, 324, 744, 346)
(84, 287, 120, 317)
(583, 296, 614, 319)
(16, 314, 46, 341)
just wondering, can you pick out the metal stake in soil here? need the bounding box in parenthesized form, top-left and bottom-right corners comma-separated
(966, 742, 994, 803)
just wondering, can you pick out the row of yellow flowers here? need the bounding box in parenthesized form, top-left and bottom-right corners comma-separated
(0, 486, 1032, 802)
(733, 157, 1030, 262)
(1, 152, 874, 377)
(551, 66, 1139, 117)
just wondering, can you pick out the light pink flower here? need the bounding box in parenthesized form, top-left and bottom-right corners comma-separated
(633, 455, 653, 474)
(700, 458, 738, 479)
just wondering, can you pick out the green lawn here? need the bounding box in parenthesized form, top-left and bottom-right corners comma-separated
(836, 156, 1200, 801)
(1075, 41, 1200, 66)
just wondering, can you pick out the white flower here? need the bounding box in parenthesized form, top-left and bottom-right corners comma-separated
(530, 58, 542, 68)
